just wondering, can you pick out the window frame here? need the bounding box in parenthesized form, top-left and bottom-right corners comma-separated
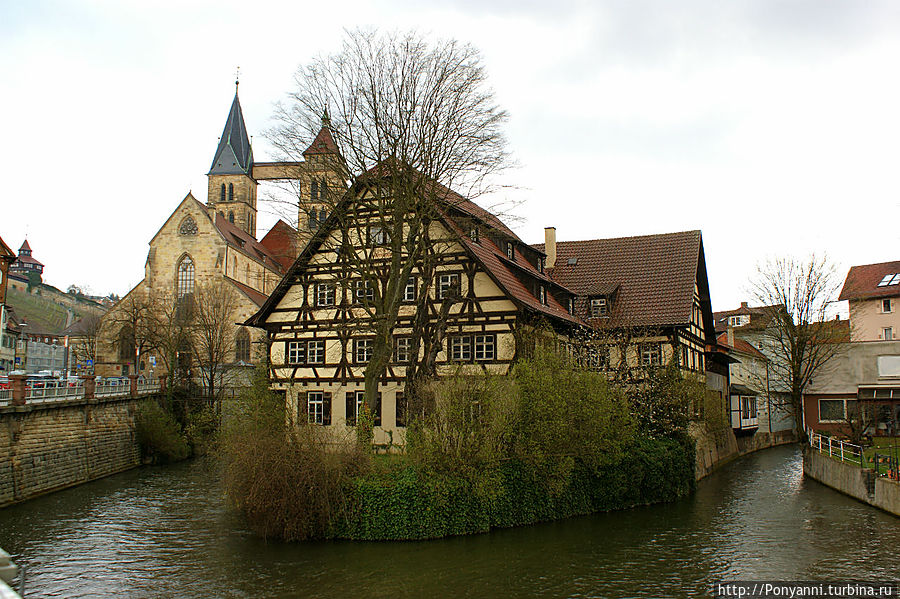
(307, 391, 324, 425)
(307, 340, 326, 364)
(354, 338, 373, 364)
(474, 334, 496, 361)
(641, 343, 662, 367)
(449, 335, 473, 362)
(354, 279, 375, 304)
(438, 273, 460, 300)
(286, 341, 306, 365)
(315, 282, 336, 307)
(885, 327, 894, 341)
(884, 298, 893, 313)
(590, 297, 608, 318)
(394, 337, 411, 363)
(403, 277, 417, 303)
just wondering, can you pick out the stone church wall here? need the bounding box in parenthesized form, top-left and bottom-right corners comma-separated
(0, 396, 146, 507)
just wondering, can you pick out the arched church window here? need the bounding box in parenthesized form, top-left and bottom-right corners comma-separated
(320, 178, 328, 201)
(319, 208, 327, 225)
(311, 179, 318, 202)
(235, 328, 251, 363)
(118, 325, 135, 363)
(220, 184, 226, 202)
(308, 208, 317, 231)
(228, 211, 235, 223)
(178, 216, 198, 236)
(228, 183, 234, 201)
(176, 255, 195, 298)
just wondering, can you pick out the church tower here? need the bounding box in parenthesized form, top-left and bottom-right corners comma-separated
(208, 81, 258, 238)
(296, 110, 349, 245)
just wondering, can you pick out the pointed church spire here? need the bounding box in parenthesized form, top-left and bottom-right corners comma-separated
(303, 109, 341, 158)
(209, 84, 253, 176)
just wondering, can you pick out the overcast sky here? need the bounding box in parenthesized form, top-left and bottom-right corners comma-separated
(2, 0, 899, 313)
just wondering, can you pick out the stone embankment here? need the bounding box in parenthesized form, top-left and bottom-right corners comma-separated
(803, 446, 900, 517)
(0, 395, 146, 507)
(693, 425, 797, 480)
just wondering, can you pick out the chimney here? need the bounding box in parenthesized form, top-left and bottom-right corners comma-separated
(545, 227, 557, 268)
(726, 325, 734, 347)
(740, 301, 749, 309)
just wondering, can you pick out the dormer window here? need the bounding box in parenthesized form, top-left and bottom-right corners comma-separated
(539, 257, 545, 273)
(469, 228, 479, 243)
(568, 297, 575, 315)
(728, 315, 748, 327)
(590, 297, 609, 318)
(539, 285, 547, 305)
(506, 241, 515, 260)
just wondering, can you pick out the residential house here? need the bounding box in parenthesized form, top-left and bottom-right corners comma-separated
(0, 235, 16, 372)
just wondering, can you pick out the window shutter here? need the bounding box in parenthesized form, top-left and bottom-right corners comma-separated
(395, 391, 406, 427)
(323, 392, 332, 426)
(346, 392, 356, 426)
(374, 392, 382, 427)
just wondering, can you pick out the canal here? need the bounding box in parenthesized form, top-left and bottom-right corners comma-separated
(1, 445, 898, 598)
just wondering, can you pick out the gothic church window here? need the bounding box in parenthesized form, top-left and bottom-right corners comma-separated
(220, 184, 226, 202)
(228, 183, 234, 201)
(228, 211, 235, 223)
(176, 255, 195, 298)
(311, 180, 318, 201)
(235, 328, 250, 363)
(178, 217, 198, 236)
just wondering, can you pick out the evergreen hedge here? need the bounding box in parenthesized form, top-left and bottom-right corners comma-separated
(329, 435, 695, 540)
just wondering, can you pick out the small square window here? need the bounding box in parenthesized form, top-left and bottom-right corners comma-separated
(287, 341, 306, 365)
(307, 340, 325, 364)
(590, 297, 608, 317)
(315, 283, 335, 307)
(641, 344, 661, 367)
(450, 336, 472, 361)
(438, 273, 460, 300)
(355, 339, 373, 363)
(354, 280, 375, 304)
(368, 225, 389, 246)
(474, 334, 495, 361)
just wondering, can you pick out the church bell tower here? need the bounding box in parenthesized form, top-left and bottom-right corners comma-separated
(207, 80, 258, 238)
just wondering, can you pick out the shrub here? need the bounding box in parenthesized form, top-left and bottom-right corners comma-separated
(135, 400, 191, 463)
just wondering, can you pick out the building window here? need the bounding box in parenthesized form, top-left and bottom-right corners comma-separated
(539, 257, 545, 273)
(368, 225, 389, 246)
(568, 297, 575, 315)
(228, 183, 234, 201)
(307, 391, 324, 424)
(315, 283, 335, 307)
(287, 341, 306, 365)
(235, 328, 250, 362)
(403, 277, 417, 302)
(311, 179, 318, 202)
(438, 273, 460, 300)
(394, 337, 411, 363)
(641, 344, 662, 367)
(741, 396, 758, 419)
(320, 178, 328, 201)
(885, 327, 894, 341)
(449, 336, 472, 361)
(469, 228, 479, 243)
(728, 315, 747, 327)
(307, 340, 325, 364)
(228, 211, 235, 223)
(395, 391, 407, 427)
(539, 285, 547, 305)
(819, 399, 846, 422)
(354, 339, 373, 363)
(345, 391, 364, 426)
(178, 217, 198, 236)
(220, 184, 226, 202)
(354, 280, 375, 304)
(590, 297, 608, 317)
(884, 299, 893, 313)
(506, 241, 515, 260)
(176, 255, 194, 298)
(474, 334, 496, 361)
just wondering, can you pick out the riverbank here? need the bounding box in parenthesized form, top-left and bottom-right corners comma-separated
(693, 424, 797, 480)
(802, 445, 900, 517)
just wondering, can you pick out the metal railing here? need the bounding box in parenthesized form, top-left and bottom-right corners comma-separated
(94, 379, 131, 398)
(25, 381, 85, 403)
(808, 429, 866, 467)
(0, 378, 162, 407)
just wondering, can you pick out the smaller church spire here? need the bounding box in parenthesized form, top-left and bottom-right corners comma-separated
(235, 66, 240, 93)
(321, 107, 331, 128)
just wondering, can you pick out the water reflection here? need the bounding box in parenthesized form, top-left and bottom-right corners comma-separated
(1, 445, 898, 598)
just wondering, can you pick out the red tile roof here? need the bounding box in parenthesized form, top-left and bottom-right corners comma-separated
(226, 277, 268, 308)
(0, 236, 14, 260)
(303, 126, 341, 157)
(258, 219, 299, 271)
(715, 332, 766, 359)
(535, 231, 703, 328)
(19, 240, 32, 252)
(839, 260, 900, 301)
(214, 214, 286, 275)
(712, 303, 780, 333)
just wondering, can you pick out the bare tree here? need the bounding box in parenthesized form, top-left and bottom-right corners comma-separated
(68, 314, 101, 373)
(190, 280, 241, 402)
(104, 288, 156, 376)
(144, 291, 193, 390)
(751, 255, 846, 440)
(267, 30, 513, 443)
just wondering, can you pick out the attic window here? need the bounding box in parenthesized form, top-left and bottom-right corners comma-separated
(590, 297, 609, 318)
(878, 274, 900, 287)
(506, 241, 515, 261)
(539, 285, 547, 305)
(567, 257, 578, 266)
(469, 228, 479, 243)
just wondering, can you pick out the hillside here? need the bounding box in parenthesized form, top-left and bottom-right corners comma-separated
(7, 285, 106, 335)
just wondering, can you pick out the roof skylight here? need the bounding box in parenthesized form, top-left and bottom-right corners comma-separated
(878, 274, 900, 287)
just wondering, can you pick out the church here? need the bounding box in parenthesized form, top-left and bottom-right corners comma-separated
(96, 83, 347, 379)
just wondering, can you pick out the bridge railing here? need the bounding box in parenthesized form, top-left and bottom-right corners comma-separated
(94, 379, 130, 398)
(0, 377, 162, 408)
(25, 381, 85, 403)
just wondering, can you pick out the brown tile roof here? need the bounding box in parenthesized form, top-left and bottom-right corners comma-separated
(214, 214, 286, 275)
(226, 277, 268, 308)
(303, 126, 341, 157)
(839, 260, 900, 301)
(0, 236, 14, 260)
(712, 303, 780, 333)
(258, 219, 299, 271)
(715, 332, 766, 359)
(535, 231, 703, 328)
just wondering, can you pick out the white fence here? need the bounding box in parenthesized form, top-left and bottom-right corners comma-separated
(807, 429, 865, 466)
(0, 378, 161, 407)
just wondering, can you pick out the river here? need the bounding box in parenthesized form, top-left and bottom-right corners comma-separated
(1, 445, 898, 598)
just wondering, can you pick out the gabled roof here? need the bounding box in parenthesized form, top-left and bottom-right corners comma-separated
(225, 276, 268, 308)
(715, 332, 766, 359)
(19, 239, 31, 253)
(536, 231, 708, 329)
(839, 260, 900, 301)
(258, 220, 299, 271)
(303, 125, 341, 157)
(209, 89, 253, 175)
(246, 168, 579, 328)
(712, 303, 780, 333)
(0, 236, 14, 261)
(213, 214, 286, 274)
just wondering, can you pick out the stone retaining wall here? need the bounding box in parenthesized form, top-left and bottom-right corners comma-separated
(693, 425, 797, 480)
(803, 446, 900, 517)
(0, 396, 148, 508)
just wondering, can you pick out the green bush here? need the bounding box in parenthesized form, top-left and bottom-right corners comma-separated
(135, 401, 191, 463)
